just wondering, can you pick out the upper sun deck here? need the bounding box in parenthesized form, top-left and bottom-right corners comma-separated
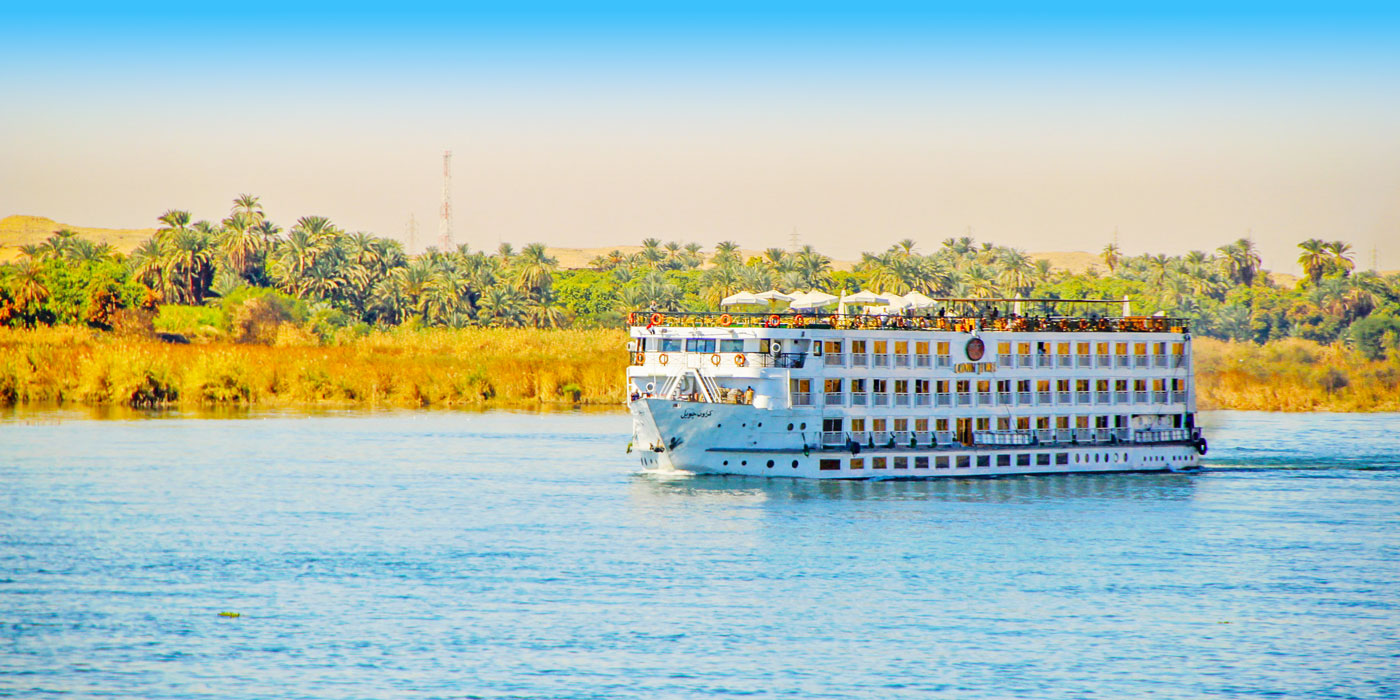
(627, 296, 1188, 335)
(626, 310, 1189, 335)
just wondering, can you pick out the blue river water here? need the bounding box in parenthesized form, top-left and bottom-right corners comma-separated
(1, 409, 1398, 699)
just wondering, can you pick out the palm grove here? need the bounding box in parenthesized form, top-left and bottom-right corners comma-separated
(2, 195, 1399, 359)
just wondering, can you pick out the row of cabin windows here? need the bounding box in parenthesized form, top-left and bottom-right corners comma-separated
(798, 378, 1186, 394)
(819, 340, 1185, 356)
(818, 451, 1161, 471)
(640, 338, 1186, 356)
(820, 414, 1187, 433)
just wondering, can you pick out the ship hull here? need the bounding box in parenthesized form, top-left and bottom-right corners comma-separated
(630, 398, 1201, 479)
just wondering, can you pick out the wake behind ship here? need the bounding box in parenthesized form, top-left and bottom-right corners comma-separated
(625, 297, 1206, 479)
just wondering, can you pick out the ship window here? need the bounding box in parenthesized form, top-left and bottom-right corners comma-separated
(872, 418, 887, 432)
(850, 458, 865, 470)
(873, 457, 888, 470)
(850, 418, 866, 431)
(894, 341, 908, 355)
(956, 455, 971, 469)
(893, 457, 908, 469)
(766, 460, 774, 468)
(719, 339, 744, 353)
(935, 418, 948, 431)
(915, 457, 929, 469)
(976, 455, 990, 467)
(1017, 454, 1031, 466)
(937, 341, 950, 355)
(1096, 415, 1110, 428)
(1016, 417, 1030, 430)
(660, 338, 682, 352)
(935, 456, 950, 469)
(916, 341, 930, 355)
(997, 454, 1011, 467)
(823, 418, 842, 432)
(686, 338, 716, 353)
(1037, 453, 1051, 465)
(915, 418, 929, 431)
(820, 459, 840, 471)
(997, 342, 1010, 354)
(851, 340, 867, 353)
(873, 340, 888, 354)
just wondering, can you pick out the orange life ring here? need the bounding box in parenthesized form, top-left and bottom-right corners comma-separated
(635, 352, 645, 364)
(710, 354, 720, 366)
(719, 314, 732, 326)
(659, 353, 669, 365)
(734, 354, 747, 367)
(627, 312, 638, 325)
(650, 312, 664, 325)
(768, 314, 781, 327)
(793, 315, 806, 327)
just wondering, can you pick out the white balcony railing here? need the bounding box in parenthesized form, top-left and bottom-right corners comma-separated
(916, 394, 932, 406)
(873, 355, 889, 367)
(1018, 354, 1032, 368)
(1077, 391, 1091, 404)
(851, 393, 868, 406)
(895, 355, 909, 368)
(1096, 355, 1111, 367)
(916, 355, 931, 367)
(824, 354, 845, 367)
(792, 394, 813, 406)
(1018, 391, 1032, 405)
(936, 356, 950, 368)
(824, 394, 843, 406)
(853, 354, 869, 367)
(1135, 391, 1149, 403)
(1057, 356, 1072, 368)
(1097, 391, 1112, 404)
(1153, 391, 1168, 403)
(1116, 391, 1130, 403)
(998, 356, 1014, 368)
(1077, 355, 1092, 367)
(873, 394, 890, 406)
(935, 395, 951, 407)
(1057, 393, 1073, 405)
(956, 393, 972, 406)
(1037, 391, 1052, 404)
(894, 394, 911, 407)
(1116, 356, 1131, 368)
(998, 392, 1012, 405)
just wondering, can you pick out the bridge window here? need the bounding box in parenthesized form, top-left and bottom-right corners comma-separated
(685, 338, 716, 353)
(720, 339, 744, 353)
(660, 338, 682, 352)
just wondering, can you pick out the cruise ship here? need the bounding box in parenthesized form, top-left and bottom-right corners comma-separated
(625, 299, 1207, 479)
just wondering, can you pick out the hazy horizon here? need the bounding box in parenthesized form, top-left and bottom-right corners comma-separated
(3, 3, 1397, 273)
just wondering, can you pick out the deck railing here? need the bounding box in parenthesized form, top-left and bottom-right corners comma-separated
(626, 311, 1189, 333)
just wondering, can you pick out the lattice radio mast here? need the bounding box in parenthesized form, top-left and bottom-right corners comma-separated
(438, 150, 453, 251)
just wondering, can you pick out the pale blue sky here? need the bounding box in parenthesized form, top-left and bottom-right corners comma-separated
(2, 2, 1397, 270)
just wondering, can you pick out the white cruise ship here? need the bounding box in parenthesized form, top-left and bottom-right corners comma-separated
(625, 299, 1207, 479)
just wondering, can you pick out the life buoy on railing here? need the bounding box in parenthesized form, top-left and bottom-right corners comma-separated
(734, 354, 747, 367)
(627, 312, 638, 326)
(659, 353, 669, 365)
(768, 314, 781, 327)
(1195, 437, 1208, 455)
(650, 312, 664, 326)
(719, 314, 732, 326)
(635, 352, 645, 365)
(793, 315, 806, 327)
(710, 354, 720, 366)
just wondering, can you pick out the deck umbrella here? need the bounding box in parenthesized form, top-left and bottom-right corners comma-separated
(720, 291, 764, 307)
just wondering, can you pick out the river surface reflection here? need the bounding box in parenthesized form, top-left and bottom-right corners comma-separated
(2, 408, 1397, 699)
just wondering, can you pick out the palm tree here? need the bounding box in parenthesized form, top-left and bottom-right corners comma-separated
(219, 212, 266, 281)
(477, 285, 527, 326)
(761, 248, 788, 273)
(701, 265, 742, 308)
(1218, 238, 1261, 287)
(11, 258, 50, 317)
(1101, 243, 1122, 273)
(1147, 254, 1171, 286)
(639, 238, 664, 268)
(712, 241, 741, 267)
(512, 243, 557, 295)
(1326, 240, 1355, 278)
(997, 249, 1035, 296)
(231, 194, 265, 227)
(1297, 239, 1329, 285)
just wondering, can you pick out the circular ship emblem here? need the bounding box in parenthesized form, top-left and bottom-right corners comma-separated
(965, 337, 985, 361)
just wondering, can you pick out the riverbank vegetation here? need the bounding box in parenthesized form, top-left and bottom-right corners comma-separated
(2, 194, 1399, 410)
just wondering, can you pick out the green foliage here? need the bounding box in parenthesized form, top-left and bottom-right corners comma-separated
(154, 305, 226, 338)
(1350, 314, 1400, 360)
(4, 193, 1400, 344)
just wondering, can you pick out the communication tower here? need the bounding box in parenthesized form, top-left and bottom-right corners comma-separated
(439, 151, 453, 250)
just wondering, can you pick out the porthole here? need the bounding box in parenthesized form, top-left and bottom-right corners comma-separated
(791, 460, 799, 468)
(787, 423, 794, 431)
(766, 460, 775, 468)
(741, 460, 747, 466)
(757, 423, 762, 428)
(723, 460, 729, 466)
(800, 423, 806, 430)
